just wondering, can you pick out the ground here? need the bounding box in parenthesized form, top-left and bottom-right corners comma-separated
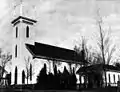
(0, 87, 118, 92)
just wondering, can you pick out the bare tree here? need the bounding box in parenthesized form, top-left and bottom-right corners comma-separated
(94, 8, 116, 86)
(114, 62, 120, 69)
(95, 8, 116, 65)
(74, 36, 91, 66)
(74, 36, 94, 86)
(90, 52, 103, 65)
(0, 49, 12, 78)
(24, 56, 35, 84)
(74, 36, 105, 66)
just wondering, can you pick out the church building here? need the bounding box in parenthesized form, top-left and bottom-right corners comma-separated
(10, 1, 84, 85)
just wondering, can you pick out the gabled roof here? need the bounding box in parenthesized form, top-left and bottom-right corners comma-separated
(25, 44, 35, 57)
(26, 42, 87, 64)
(76, 64, 120, 74)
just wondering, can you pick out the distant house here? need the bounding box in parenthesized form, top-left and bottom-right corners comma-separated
(76, 64, 120, 87)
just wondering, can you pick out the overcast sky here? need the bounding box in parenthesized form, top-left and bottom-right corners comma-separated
(0, 0, 120, 53)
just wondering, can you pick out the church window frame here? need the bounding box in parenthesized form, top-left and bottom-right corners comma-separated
(26, 26, 29, 38)
(16, 27, 18, 38)
(15, 45, 17, 57)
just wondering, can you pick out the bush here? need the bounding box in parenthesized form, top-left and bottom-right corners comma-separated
(35, 64, 77, 90)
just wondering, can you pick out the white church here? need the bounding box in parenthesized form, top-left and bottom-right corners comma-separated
(10, 1, 78, 84)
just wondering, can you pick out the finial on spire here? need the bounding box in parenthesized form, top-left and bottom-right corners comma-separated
(13, 0, 24, 17)
(20, 0, 23, 16)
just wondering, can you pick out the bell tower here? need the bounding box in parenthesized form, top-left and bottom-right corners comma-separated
(11, 16, 37, 59)
(11, 0, 37, 84)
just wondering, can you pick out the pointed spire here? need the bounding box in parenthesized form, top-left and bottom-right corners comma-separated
(20, 0, 23, 16)
(13, 0, 24, 17)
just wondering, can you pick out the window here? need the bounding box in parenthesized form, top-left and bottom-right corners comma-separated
(26, 26, 29, 38)
(113, 74, 115, 83)
(118, 75, 120, 81)
(15, 45, 17, 57)
(16, 27, 18, 38)
(108, 74, 111, 83)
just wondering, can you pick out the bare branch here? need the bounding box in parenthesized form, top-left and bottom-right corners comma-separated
(95, 8, 116, 65)
(0, 51, 12, 78)
(24, 56, 35, 84)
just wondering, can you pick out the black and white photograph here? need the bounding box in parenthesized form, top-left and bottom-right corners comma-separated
(0, 0, 120, 92)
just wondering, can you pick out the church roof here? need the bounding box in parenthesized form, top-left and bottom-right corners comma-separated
(11, 16, 37, 26)
(26, 42, 87, 64)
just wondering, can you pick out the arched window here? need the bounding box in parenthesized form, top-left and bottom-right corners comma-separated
(26, 26, 29, 38)
(16, 27, 18, 38)
(15, 45, 17, 57)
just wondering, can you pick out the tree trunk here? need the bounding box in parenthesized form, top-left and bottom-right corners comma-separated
(27, 69, 28, 84)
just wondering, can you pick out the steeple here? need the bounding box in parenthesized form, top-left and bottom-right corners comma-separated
(20, 0, 23, 16)
(13, 0, 23, 18)
(11, 0, 37, 84)
(13, 0, 36, 19)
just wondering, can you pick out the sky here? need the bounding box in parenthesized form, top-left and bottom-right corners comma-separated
(0, 0, 120, 61)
